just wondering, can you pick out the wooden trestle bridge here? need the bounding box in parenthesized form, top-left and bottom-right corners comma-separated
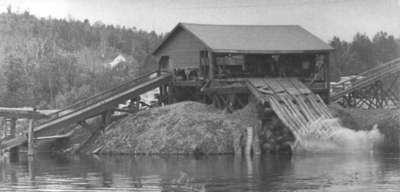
(0, 72, 172, 153)
(330, 58, 400, 109)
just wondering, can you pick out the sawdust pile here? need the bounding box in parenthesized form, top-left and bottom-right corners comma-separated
(82, 101, 258, 154)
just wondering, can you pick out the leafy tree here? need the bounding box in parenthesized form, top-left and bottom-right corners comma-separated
(1, 54, 29, 107)
(372, 31, 399, 64)
(329, 37, 357, 80)
(350, 33, 376, 72)
(0, 10, 162, 108)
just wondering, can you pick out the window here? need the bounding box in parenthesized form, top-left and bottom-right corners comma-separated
(159, 56, 170, 72)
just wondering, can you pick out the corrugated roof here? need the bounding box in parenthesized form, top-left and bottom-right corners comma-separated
(154, 23, 333, 54)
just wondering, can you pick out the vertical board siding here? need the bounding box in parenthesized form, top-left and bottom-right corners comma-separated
(156, 28, 207, 69)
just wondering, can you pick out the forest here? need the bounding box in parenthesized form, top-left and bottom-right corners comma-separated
(0, 9, 399, 109)
(0, 9, 163, 108)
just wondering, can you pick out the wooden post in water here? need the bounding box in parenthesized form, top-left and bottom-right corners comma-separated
(27, 118, 34, 156)
(9, 117, 19, 161)
(245, 126, 253, 156)
(27, 108, 38, 156)
(252, 121, 261, 155)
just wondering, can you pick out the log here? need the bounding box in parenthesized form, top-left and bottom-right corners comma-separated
(35, 129, 75, 140)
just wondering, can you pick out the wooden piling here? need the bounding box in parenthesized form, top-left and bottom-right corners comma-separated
(27, 119, 34, 156)
(245, 126, 253, 156)
(9, 118, 19, 159)
(252, 121, 261, 155)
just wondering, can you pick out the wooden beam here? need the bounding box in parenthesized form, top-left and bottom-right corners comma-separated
(202, 85, 249, 95)
(27, 119, 34, 156)
(35, 129, 75, 140)
(0, 107, 49, 119)
(173, 80, 204, 87)
(101, 111, 113, 129)
(325, 52, 331, 101)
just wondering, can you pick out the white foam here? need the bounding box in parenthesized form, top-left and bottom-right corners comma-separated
(296, 118, 384, 154)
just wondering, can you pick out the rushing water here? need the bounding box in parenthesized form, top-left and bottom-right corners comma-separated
(1, 153, 400, 192)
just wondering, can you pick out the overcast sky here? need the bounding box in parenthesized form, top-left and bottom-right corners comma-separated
(0, 0, 399, 41)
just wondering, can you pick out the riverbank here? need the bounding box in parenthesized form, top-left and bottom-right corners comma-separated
(67, 101, 400, 155)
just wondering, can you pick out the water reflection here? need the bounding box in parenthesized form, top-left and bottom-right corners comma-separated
(0, 153, 400, 191)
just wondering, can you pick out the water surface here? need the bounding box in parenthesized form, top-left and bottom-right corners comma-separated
(1, 153, 400, 191)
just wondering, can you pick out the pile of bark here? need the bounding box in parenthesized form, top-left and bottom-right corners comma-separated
(80, 101, 259, 155)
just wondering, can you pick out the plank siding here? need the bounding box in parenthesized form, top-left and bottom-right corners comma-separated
(155, 28, 207, 69)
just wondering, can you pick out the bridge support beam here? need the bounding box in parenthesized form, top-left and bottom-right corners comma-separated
(337, 79, 400, 109)
(101, 111, 113, 130)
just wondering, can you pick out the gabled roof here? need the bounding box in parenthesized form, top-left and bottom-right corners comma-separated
(153, 23, 333, 55)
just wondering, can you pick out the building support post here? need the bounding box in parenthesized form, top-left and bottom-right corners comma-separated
(325, 52, 331, 104)
(208, 51, 214, 80)
(167, 84, 173, 104)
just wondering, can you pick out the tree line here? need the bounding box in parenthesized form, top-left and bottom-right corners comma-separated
(0, 10, 163, 108)
(329, 32, 400, 81)
(0, 10, 399, 109)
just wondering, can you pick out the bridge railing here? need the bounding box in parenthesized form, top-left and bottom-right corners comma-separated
(45, 71, 165, 121)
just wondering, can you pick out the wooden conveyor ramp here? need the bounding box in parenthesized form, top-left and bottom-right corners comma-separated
(330, 57, 400, 102)
(246, 78, 341, 147)
(1, 72, 172, 151)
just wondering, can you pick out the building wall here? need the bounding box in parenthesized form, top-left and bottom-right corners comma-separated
(155, 28, 207, 70)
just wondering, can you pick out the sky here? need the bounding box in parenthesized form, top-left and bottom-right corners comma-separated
(0, 0, 399, 41)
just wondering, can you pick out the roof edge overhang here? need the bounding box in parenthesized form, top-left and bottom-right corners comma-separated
(152, 23, 213, 56)
(211, 48, 334, 54)
(153, 23, 335, 56)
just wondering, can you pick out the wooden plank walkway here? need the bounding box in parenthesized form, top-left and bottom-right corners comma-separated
(247, 78, 341, 148)
(0, 107, 49, 119)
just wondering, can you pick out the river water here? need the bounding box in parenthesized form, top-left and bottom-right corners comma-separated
(1, 153, 400, 192)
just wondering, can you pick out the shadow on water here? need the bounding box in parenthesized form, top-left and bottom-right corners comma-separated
(1, 152, 400, 191)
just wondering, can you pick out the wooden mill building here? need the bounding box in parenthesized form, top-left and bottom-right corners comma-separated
(153, 23, 334, 110)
